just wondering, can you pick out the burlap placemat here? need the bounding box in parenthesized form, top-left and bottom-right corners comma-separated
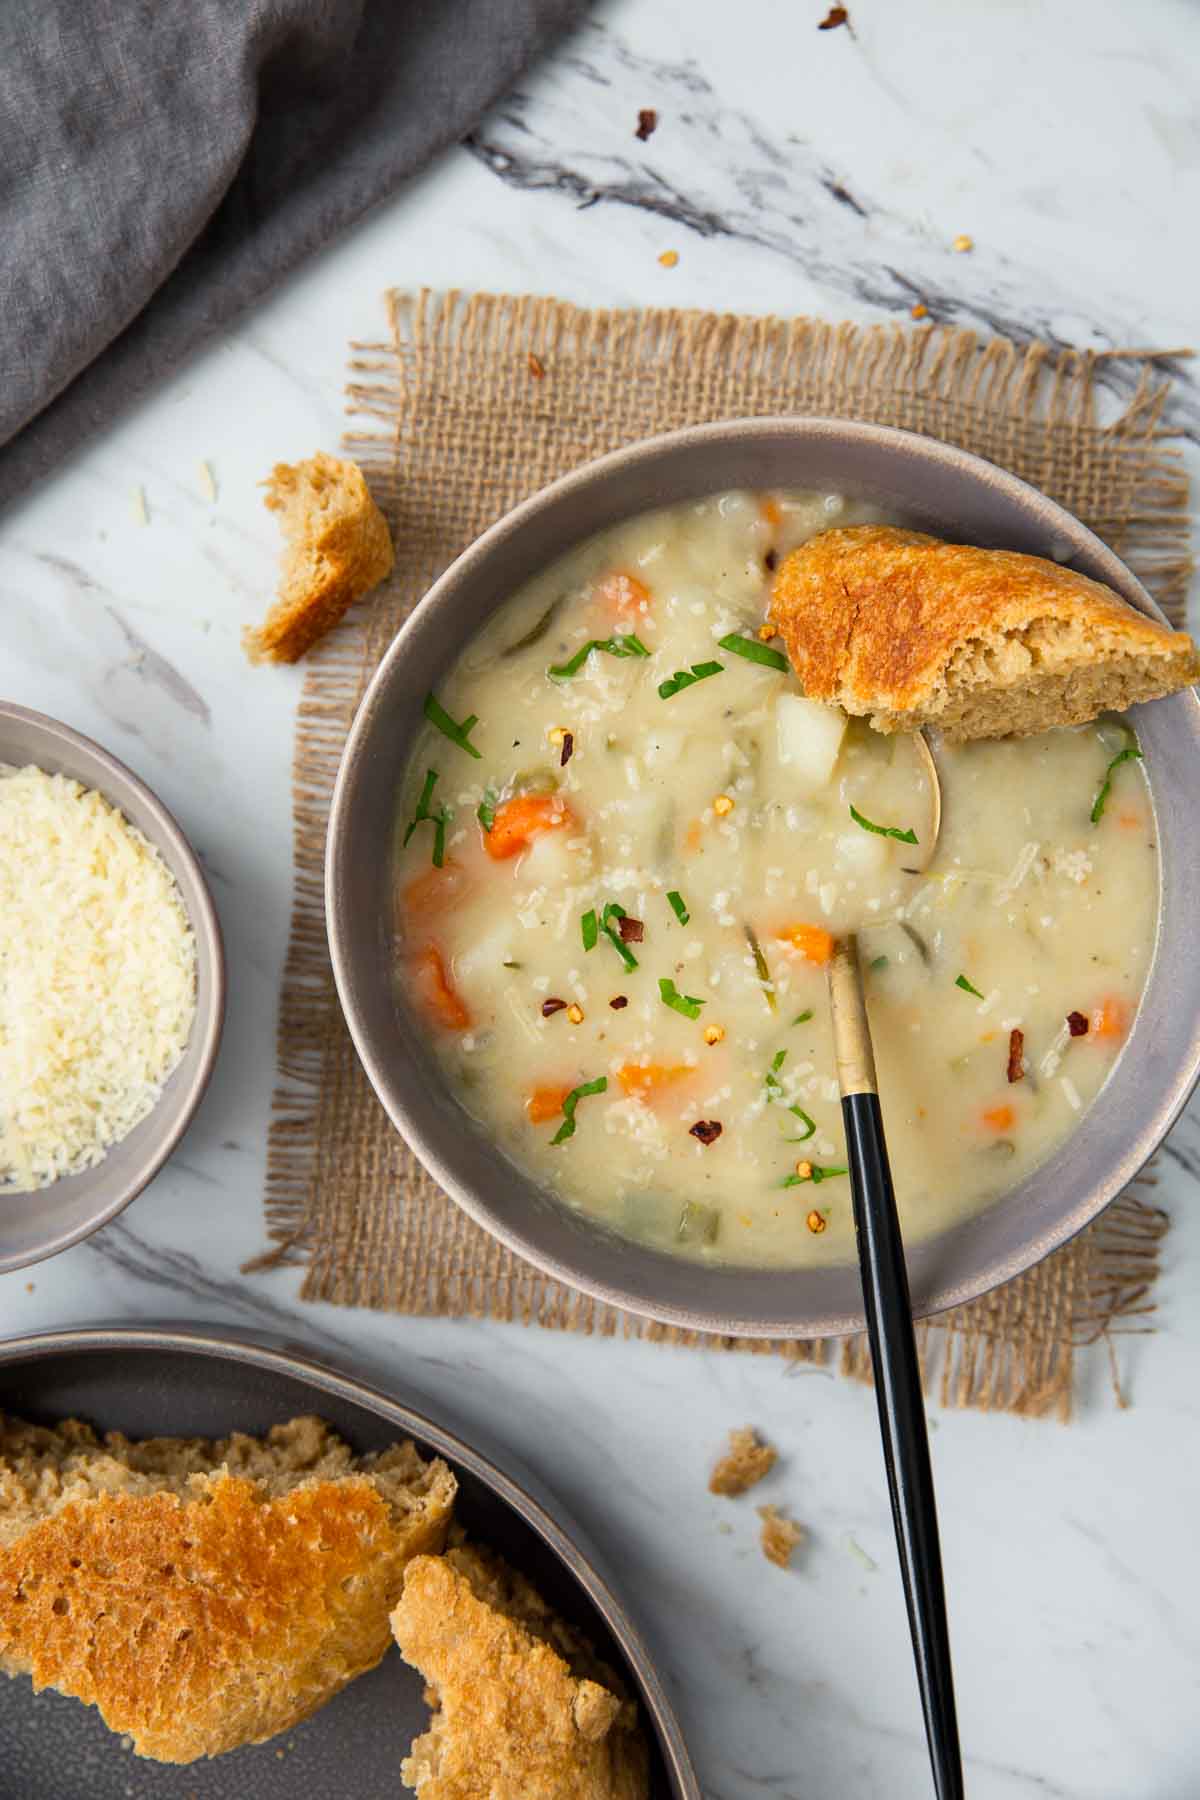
(250, 291, 1190, 1419)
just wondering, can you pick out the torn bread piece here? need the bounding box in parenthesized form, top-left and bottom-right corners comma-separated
(758, 1505, 805, 1569)
(769, 524, 1198, 740)
(0, 1413, 455, 1762)
(391, 1537, 649, 1799)
(243, 451, 394, 664)
(708, 1427, 777, 1497)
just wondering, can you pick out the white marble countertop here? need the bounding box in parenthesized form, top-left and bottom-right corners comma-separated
(3, 3, 1200, 1795)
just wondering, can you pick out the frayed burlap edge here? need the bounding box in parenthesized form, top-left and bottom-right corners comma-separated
(248, 292, 1191, 1420)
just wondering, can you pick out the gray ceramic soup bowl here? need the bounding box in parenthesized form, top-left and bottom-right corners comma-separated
(0, 705, 225, 1273)
(327, 419, 1200, 1338)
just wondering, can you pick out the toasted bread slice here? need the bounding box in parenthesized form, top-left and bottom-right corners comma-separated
(391, 1537, 649, 1799)
(768, 525, 1198, 739)
(0, 1413, 455, 1762)
(243, 451, 394, 664)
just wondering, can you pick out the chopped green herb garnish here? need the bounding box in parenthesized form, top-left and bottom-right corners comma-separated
(601, 902, 638, 971)
(955, 973, 985, 999)
(477, 788, 498, 832)
(744, 923, 776, 1012)
(551, 1076, 608, 1145)
(666, 890, 690, 926)
(1090, 726, 1143, 824)
(781, 1164, 847, 1187)
(792, 1009, 814, 1026)
(659, 977, 705, 1019)
(403, 768, 452, 867)
(548, 634, 650, 681)
(503, 594, 564, 657)
(584, 901, 639, 968)
(849, 803, 918, 845)
(658, 660, 725, 700)
(717, 631, 789, 672)
(403, 769, 437, 843)
(870, 955, 888, 972)
(764, 1049, 816, 1136)
(424, 692, 482, 759)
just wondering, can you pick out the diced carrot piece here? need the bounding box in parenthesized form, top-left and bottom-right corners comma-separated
(403, 860, 468, 919)
(411, 945, 471, 1031)
(1093, 995, 1131, 1040)
(982, 1104, 1015, 1132)
(484, 792, 573, 861)
(617, 1063, 693, 1102)
(775, 923, 835, 965)
(684, 818, 704, 853)
(760, 496, 783, 528)
(595, 570, 652, 620)
(527, 1083, 572, 1124)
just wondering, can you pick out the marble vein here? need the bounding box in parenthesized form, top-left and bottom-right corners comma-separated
(105, 607, 211, 725)
(466, 21, 1199, 440)
(82, 1219, 358, 1359)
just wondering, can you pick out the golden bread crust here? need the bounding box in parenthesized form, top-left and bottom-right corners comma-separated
(243, 451, 394, 664)
(391, 1544, 649, 1799)
(708, 1427, 777, 1496)
(757, 1504, 805, 1569)
(0, 1417, 455, 1762)
(768, 525, 1198, 738)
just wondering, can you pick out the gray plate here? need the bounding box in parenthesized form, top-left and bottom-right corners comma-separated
(0, 1327, 697, 1800)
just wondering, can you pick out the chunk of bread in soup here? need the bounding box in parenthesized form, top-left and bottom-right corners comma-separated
(394, 491, 1158, 1267)
(768, 524, 1198, 739)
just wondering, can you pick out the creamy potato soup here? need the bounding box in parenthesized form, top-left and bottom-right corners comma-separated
(393, 490, 1158, 1267)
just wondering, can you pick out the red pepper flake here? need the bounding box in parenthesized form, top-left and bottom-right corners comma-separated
(541, 998, 568, 1018)
(1006, 1028, 1025, 1084)
(609, 995, 629, 1010)
(689, 1120, 723, 1146)
(1067, 1010, 1089, 1037)
(635, 108, 658, 141)
(560, 730, 574, 767)
(763, 547, 778, 572)
(910, 302, 929, 320)
(527, 351, 546, 379)
(617, 915, 644, 944)
(818, 4, 850, 29)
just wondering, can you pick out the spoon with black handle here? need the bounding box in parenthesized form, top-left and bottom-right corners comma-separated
(827, 733, 964, 1800)
(831, 928, 964, 1800)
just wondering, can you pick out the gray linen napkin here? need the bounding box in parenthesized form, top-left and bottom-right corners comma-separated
(0, 0, 585, 509)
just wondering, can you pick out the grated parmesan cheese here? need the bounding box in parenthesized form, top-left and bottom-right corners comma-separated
(0, 766, 197, 1190)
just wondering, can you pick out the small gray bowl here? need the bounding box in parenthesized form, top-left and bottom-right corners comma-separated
(327, 419, 1200, 1339)
(0, 705, 225, 1272)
